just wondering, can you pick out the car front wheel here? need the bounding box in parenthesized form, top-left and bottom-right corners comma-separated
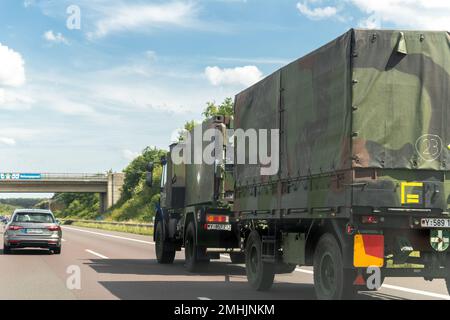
(52, 247, 61, 254)
(3, 244, 11, 255)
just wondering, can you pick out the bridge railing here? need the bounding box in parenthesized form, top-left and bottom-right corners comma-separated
(0, 173, 109, 181)
(40, 173, 108, 181)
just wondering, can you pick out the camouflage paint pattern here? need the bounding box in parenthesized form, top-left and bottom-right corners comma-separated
(234, 29, 450, 216)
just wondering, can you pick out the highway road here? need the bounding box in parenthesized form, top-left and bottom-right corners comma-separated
(0, 224, 449, 300)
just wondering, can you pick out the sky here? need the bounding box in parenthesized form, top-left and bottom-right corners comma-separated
(1, 0, 450, 198)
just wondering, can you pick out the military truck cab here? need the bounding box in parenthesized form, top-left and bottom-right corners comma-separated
(148, 116, 242, 271)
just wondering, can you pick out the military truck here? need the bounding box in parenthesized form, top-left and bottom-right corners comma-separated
(147, 116, 243, 271)
(234, 29, 450, 299)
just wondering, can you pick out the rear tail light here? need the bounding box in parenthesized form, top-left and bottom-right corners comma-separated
(47, 225, 61, 231)
(346, 223, 356, 235)
(206, 214, 229, 223)
(361, 215, 379, 224)
(7, 226, 23, 231)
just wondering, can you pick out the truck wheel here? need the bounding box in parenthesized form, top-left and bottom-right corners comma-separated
(245, 230, 275, 291)
(230, 252, 245, 264)
(313, 233, 357, 300)
(155, 222, 176, 264)
(184, 222, 209, 272)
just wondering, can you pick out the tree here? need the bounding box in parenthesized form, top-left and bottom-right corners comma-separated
(178, 120, 197, 142)
(120, 146, 166, 203)
(178, 98, 234, 142)
(202, 97, 234, 118)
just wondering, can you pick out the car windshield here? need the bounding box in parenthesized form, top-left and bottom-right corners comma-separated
(13, 213, 54, 223)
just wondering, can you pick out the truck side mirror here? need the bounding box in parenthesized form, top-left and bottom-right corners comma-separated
(146, 162, 154, 187)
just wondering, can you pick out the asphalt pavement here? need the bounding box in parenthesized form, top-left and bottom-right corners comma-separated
(0, 224, 449, 300)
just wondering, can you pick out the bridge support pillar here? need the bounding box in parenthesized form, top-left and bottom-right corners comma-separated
(104, 172, 124, 212)
(99, 193, 108, 214)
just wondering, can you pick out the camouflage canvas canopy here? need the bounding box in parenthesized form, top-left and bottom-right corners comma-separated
(234, 29, 450, 187)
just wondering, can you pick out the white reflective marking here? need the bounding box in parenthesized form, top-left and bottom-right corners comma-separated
(295, 268, 450, 299)
(381, 284, 450, 300)
(85, 249, 109, 259)
(197, 297, 212, 300)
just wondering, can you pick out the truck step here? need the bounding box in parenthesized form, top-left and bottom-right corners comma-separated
(261, 236, 277, 262)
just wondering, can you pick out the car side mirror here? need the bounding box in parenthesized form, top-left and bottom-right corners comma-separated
(146, 162, 154, 187)
(56, 219, 61, 225)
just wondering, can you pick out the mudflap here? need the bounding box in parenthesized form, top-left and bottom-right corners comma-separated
(330, 220, 354, 269)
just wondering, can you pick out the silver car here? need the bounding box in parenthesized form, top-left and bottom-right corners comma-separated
(3, 209, 62, 254)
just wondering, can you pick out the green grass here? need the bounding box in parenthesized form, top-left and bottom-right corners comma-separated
(68, 221, 153, 236)
(0, 203, 18, 216)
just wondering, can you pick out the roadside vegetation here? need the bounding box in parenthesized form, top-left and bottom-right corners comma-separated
(0, 203, 18, 216)
(0, 198, 45, 216)
(67, 221, 153, 236)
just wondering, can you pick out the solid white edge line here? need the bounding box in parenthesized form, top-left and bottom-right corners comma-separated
(294, 268, 450, 300)
(65, 226, 450, 300)
(85, 249, 109, 259)
(63, 226, 154, 245)
(295, 268, 314, 275)
(381, 284, 450, 300)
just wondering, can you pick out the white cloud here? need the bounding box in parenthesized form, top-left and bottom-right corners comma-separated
(296, 1, 338, 20)
(0, 88, 34, 109)
(0, 127, 41, 142)
(23, 0, 34, 8)
(350, 0, 450, 30)
(122, 149, 140, 161)
(43, 30, 69, 45)
(89, 1, 199, 39)
(0, 44, 26, 87)
(298, 0, 450, 30)
(205, 66, 263, 87)
(0, 137, 16, 146)
(358, 14, 381, 29)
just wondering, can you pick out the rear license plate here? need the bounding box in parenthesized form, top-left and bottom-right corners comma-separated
(421, 219, 450, 228)
(25, 229, 44, 234)
(206, 224, 232, 231)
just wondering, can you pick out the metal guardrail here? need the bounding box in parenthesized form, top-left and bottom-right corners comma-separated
(61, 219, 153, 228)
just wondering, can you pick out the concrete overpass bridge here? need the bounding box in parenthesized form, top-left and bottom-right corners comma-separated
(0, 172, 124, 213)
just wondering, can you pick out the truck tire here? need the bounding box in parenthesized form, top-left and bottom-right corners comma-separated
(155, 222, 176, 264)
(230, 252, 245, 264)
(446, 278, 450, 296)
(184, 222, 209, 272)
(313, 233, 357, 300)
(52, 246, 61, 255)
(245, 230, 275, 291)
